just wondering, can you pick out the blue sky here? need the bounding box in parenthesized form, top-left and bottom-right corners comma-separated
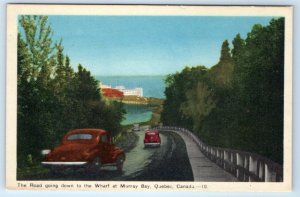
(47, 16, 273, 76)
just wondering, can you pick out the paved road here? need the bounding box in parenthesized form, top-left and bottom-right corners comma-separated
(168, 130, 237, 182)
(17, 128, 193, 181)
(18, 126, 236, 181)
(119, 130, 168, 179)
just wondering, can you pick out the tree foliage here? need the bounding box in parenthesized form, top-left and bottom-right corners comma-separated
(161, 18, 284, 164)
(17, 15, 125, 168)
(161, 66, 208, 131)
(180, 82, 216, 132)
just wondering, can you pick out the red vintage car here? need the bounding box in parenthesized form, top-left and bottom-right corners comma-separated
(144, 129, 161, 147)
(41, 128, 125, 173)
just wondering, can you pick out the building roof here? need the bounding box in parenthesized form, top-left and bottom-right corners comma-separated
(102, 88, 124, 98)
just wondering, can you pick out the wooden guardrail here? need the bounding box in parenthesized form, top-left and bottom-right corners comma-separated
(155, 126, 283, 182)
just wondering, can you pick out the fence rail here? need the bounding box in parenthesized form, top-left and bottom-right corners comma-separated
(155, 126, 283, 182)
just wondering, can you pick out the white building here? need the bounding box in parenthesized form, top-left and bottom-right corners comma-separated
(123, 88, 143, 97)
(116, 86, 143, 97)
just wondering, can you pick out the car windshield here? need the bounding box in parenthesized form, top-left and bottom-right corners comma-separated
(67, 134, 93, 140)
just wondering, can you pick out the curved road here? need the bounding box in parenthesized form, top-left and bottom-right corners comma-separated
(166, 129, 237, 182)
(18, 127, 236, 181)
(18, 127, 193, 181)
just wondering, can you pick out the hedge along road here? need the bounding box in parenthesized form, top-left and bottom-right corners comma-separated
(17, 127, 193, 181)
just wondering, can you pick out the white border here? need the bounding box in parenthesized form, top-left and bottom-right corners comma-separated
(6, 4, 293, 192)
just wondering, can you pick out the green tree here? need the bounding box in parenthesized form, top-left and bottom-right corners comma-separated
(232, 34, 246, 65)
(161, 66, 207, 130)
(209, 40, 234, 89)
(161, 18, 284, 163)
(180, 82, 216, 133)
(17, 15, 126, 168)
(19, 15, 56, 87)
(230, 18, 284, 162)
(194, 40, 234, 144)
(17, 16, 59, 166)
(17, 33, 34, 165)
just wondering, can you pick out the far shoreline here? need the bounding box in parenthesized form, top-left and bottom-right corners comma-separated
(107, 95, 164, 106)
(120, 96, 164, 127)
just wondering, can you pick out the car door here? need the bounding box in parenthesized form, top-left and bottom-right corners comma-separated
(99, 134, 114, 163)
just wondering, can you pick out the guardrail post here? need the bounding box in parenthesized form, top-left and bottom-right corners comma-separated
(224, 150, 229, 170)
(256, 159, 260, 180)
(218, 149, 221, 164)
(265, 164, 272, 181)
(237, 153, 244, 180)
(216, 149, 220, 165)
(233, 152, 237, 177)
(258, 161, 265, 181)
(244, 155, 250, 181)
(249, 156, 258, 181)
(230, 152, 234, 174)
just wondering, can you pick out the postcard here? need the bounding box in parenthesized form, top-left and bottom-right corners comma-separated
(6, 4, 293, 191)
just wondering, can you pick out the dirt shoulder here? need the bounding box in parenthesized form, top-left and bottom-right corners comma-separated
(115, 131, 139, 153)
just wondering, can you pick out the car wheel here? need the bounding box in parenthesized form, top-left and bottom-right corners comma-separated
(88, 157, 102, 174)
(116, 156, 124, 172)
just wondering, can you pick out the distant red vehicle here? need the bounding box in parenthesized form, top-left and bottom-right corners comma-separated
(41, 128, 125, 173)
(144, 129, 161, 147)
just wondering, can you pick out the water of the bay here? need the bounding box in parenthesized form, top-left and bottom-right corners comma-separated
(96, 75, 166, 125)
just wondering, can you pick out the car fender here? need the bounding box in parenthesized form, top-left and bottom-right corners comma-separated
(83, 148, 102, 162)
(112, 149, 125, 161)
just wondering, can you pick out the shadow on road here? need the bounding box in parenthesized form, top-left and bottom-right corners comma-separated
(17, 131, 193, 181)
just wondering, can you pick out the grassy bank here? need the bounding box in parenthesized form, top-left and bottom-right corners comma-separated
(119, 96, 163, 128)
(121, 95, 164, 105)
